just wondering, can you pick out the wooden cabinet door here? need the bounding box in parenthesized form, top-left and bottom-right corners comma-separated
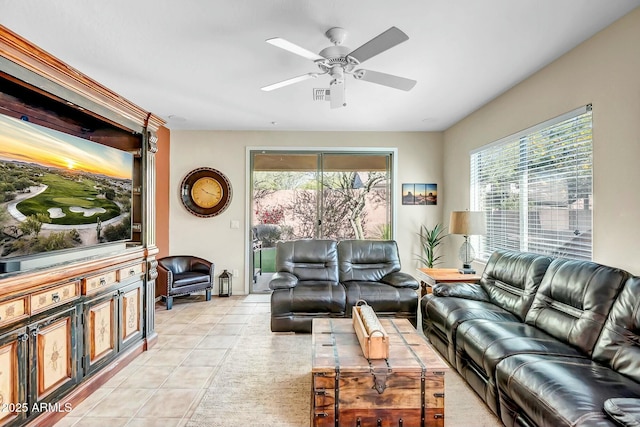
(119, 281, 144, 350)
(0, 328, 28, 427)
(82, 292, 118, 376)
(28, 306, 79, 406)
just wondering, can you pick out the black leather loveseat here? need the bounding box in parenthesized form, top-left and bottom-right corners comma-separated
(421, 249, 640, 427)
(269, 239, 419, 332)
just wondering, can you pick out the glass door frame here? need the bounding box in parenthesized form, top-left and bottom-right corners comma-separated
(244, 146, 398, 294)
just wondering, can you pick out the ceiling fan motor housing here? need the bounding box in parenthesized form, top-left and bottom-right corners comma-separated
(317, 45, 356, 75)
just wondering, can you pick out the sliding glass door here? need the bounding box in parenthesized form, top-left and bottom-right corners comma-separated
(319, 153, 391, 240)
(250, 150, 393, 292)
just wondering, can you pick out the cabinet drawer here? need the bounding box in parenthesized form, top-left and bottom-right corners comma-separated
(117, 263, 144, 282)
(83, 271, 118, 295)
(0, 296, 28, 327)
(30, 282, 79, 314)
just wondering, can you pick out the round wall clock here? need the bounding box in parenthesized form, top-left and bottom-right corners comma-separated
(180, 167, 232, 217)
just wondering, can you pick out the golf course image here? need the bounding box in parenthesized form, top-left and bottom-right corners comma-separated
(16, 172, 126, 225)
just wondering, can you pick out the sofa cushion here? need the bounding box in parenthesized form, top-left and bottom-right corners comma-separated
(525, 258, 630, 356)
(271, 282, 346, 314)
(604, 398, 640, 427)
(172, 271, 211, 288)
(380, 271, 420, 289)
(337, 239, 400, 282)
(421, 295, 520, 363)
(344, 281, 417, 316)
(455, 317, 587, 414)
(479, 250, 552, 320)
(496, 354, 640, 427)
(275, 239, 339, 282)
(593, 276, 640, 383)
(456, 319, 587, 377)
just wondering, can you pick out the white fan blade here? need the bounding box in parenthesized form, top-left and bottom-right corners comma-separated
(353, 69, 417, 91)
(329, 80, 346, 109)
(346, 27, 409, 64)
(261, 73, 319, 92)
(266, 38, 325, 62)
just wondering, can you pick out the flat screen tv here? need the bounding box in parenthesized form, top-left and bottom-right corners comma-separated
(0, 113, 134, 273)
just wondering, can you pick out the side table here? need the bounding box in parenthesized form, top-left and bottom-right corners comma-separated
(416, 268, 481, 297)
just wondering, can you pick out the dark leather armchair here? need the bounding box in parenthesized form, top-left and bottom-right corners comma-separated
(156, 256, 214, 310)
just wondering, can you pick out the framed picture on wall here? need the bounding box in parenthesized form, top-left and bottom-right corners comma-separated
(402, 183, 437, 205)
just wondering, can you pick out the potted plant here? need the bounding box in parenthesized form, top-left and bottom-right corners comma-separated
(417, 223, 448, 268)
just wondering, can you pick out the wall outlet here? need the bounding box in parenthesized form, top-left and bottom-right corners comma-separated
(233, 269, 239, 277)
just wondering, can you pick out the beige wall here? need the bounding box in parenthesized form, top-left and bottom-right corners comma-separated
(442, 7, 640, 274)
(170, 131, 443, 294)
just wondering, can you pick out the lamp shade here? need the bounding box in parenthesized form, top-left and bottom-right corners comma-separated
(449, 211, 486, 236)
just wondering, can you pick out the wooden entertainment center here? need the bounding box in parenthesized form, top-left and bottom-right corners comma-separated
(0, 25, 163, 426)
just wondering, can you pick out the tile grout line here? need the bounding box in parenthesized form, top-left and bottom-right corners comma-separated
(54, 295, 270, 426)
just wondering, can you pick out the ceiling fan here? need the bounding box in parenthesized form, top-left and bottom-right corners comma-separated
(261, 26, 417, 109)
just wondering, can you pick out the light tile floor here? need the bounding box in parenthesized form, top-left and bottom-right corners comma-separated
(53, 293, 271, 427)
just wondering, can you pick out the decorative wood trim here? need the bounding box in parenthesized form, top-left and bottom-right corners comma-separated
(144, 255, 158, 349)
(145, 113, 164, 137)
(0, 248, 146, 298)
(144, 333, 159, 350)
(35, 317, 73, 399)
(148, 132, 159, 154)
(147, 258, 159, 282)
(0, 25, 164, 132)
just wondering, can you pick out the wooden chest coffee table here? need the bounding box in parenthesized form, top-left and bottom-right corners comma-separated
(311, 318, 449, 427)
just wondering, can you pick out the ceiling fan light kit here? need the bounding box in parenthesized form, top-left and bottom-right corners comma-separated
(262, 26, 417, 109)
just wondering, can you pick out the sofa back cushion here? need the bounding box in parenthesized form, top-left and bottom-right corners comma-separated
(480, 250, 552, 320)
(338, 240, 400, 282)
(593, 276, 640, 382)
(275, 239, 339, 282)
(525, 258, 630, 356)
(158, 256, 211, 275)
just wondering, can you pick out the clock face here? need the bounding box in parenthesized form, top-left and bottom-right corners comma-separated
(191, 177, 223, 208)
(180, 168, 232, 217)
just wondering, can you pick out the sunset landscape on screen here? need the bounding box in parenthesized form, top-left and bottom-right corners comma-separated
(0, 114, 131, 180)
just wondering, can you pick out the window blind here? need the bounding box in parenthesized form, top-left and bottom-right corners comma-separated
(470, 105, 593, 261)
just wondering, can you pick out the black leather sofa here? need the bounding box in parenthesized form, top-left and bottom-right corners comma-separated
(269, 239, 419, 332)
(421, 249, 640, 427)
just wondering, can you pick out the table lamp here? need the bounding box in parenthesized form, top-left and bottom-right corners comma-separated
(449, 211, 486, 274)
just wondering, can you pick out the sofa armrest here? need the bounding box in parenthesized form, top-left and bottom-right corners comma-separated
(380, 272, 419, 289)
(269, 272, 299, 290)
(604, 398, 640, 427)
(433, 282, 490, 301)
(156, 264, 173, 293)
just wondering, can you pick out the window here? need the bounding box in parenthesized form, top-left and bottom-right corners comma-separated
(470, 105, 593, 261)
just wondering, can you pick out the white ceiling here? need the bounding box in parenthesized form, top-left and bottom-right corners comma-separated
(2, 1, 639, 131)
